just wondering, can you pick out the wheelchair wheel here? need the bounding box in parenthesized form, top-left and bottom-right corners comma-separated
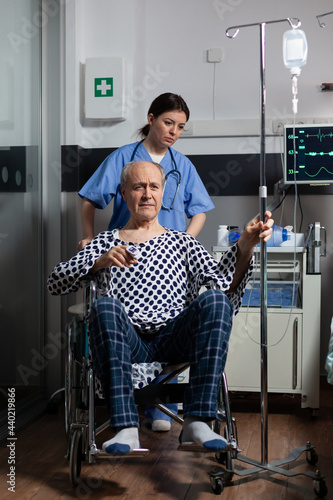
(69, 429, 85, 486)
(64, 339, 72, 437)
(65, 323, 80, 439)
(65, 328, 76, 438)
(211, 476, 223, 495)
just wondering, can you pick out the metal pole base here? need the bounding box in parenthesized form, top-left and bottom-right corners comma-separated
(211, 441, 328, 498)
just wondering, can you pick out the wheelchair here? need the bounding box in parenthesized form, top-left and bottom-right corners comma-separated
(65, 278, 239, 495)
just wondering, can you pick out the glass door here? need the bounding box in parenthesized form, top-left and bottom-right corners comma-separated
(0, 0, 44, 437)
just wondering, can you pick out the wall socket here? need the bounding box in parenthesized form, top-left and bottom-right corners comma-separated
(207, 48, 223, 63)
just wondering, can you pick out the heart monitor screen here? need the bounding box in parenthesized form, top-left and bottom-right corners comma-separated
(284, 124, 333, 184)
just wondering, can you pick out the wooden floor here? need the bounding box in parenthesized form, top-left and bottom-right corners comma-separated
(0, 380, 332, 499)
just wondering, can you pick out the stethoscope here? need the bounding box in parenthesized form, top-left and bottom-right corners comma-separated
(130, 140, 181, 209)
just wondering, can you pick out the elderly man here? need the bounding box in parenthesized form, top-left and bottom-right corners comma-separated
(48, 160, 273, 455)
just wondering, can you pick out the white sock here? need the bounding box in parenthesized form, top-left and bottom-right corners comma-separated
(180, 417, 228, 451)
(102, 427, 140, 455)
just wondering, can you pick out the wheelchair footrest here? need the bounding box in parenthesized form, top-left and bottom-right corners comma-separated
(93, 448, 150, 459)
(177, 442, 231, 453)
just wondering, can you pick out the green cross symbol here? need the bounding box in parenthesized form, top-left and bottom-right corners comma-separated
(95, 78, 113, 97)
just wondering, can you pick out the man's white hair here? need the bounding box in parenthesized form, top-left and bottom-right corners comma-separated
(120, 161, 165, 187)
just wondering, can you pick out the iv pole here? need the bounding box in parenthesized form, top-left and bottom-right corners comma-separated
(221, 18, 328, 495)
(226, 17, 301, 465)
(316, 10, 333, 28)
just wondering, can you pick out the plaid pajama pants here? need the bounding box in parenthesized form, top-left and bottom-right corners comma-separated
(89, 289, 233, 429)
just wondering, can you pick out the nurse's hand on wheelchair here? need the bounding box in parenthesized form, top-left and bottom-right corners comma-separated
(78, 237, 92, 251)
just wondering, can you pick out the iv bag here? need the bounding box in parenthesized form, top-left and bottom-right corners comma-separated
(283, 29, 308, 76)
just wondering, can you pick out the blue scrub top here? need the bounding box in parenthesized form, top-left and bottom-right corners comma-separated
(78, 141, 214, 232)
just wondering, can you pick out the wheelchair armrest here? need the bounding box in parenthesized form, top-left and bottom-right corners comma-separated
(82, 276, 98, 321)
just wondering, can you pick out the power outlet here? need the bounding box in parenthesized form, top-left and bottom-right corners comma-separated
(181, 121, 194, 136)
(271, 118, 308, 134)
(207, 48, 223, 63)
(271, 119, 290, 134)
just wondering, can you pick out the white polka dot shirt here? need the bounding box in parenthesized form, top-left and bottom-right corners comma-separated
(47, 229, 253, 333)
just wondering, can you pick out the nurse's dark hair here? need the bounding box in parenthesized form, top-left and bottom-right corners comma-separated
(120, 161, 165, 187)
(138, 93, 190, 137)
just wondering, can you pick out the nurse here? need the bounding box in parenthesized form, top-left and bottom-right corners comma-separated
(78, 93, 215, 431)
(78, 92, 214, 249)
